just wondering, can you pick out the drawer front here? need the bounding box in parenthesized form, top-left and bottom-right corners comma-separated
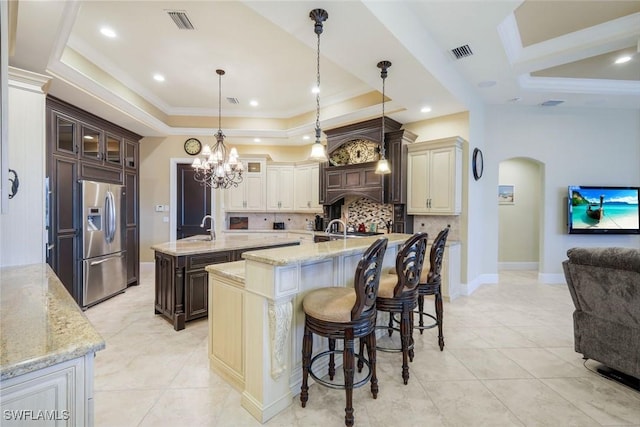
(187, 252, 232, 270)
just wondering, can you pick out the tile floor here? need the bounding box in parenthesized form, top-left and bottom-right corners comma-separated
(85, 266, 640, 426)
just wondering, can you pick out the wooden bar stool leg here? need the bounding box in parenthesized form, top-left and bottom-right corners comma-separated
(409, 309, 415, 362)
(400, 309, 411, 385)
(366, 332, 378, 398)
(436, 291, 444, 351)
(301, 325, 313, 407)
(357, 339, 365, 373)
(417, 294, 425, 334)
(329, 338, 336, 380)
(343, 330, 355, 427)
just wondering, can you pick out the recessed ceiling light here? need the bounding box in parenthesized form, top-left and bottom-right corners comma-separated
(100, 27, 117, 38)
(420, 106, 432, 113)
(311, 86, 320, 94)
(254, 138, 261, 143)
(153, 74, 165, 82)
(614, 55, 632, 64)
(478, 80, 497, 88)
(302, 135, 310, 140)
(249, 100, 259, 107)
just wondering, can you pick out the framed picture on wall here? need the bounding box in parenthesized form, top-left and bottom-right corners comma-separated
(498, 185, 515, 204)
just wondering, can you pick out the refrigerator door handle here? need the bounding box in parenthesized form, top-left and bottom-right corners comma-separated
(104, 190, 116, 244)
(90, 253, 123, 266)
(109, 191, 116, 242)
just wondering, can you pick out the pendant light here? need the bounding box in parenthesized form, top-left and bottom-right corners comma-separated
(308, 8, 328, 162)
(375, 60, 391, 175)
(192, 69, 244, 188)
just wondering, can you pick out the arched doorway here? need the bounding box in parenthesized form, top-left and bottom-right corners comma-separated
(498, 157, 544, 271)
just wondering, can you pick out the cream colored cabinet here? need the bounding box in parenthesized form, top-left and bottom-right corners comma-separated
(294, 163, 321, 212)
(407, 137, 464, 215)
(0, 354, 96, 427)
(266, 164, 294, 211)
(225, 158, 266, 211)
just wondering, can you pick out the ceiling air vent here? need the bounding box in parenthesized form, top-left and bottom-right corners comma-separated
(226, 97, 240, 105)
(540, 100, 564, 107)
(450, 44, 473, 60)
(166, 10, 194, 30)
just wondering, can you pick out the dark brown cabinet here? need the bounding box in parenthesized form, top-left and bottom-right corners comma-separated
(46, 96, 141, 305)
(154, 242, 299, 331)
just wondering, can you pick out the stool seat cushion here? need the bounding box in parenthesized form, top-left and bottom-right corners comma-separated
(303, 287, 356, 323)
(388, 266, 428, 284)
(378, 273, 398, 298)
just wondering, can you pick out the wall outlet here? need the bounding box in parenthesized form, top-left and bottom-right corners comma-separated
(162, 216, 169, 223)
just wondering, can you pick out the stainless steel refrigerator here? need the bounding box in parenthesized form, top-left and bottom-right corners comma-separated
(81, 180, 126, 307)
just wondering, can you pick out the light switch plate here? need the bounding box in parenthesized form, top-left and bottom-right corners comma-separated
(155, 204, 163, 212)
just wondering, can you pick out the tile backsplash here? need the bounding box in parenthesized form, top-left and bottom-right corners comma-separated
(343, 196, 393, 232)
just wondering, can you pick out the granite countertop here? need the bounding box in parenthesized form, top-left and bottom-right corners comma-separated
(241, 233, 412, 266)
(206, 260, 246, 283)
(151, 234, 302, 256)
(0, 264, 105, 380)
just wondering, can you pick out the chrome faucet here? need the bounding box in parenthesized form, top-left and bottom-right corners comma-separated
(325, 219, 347, 238)
(200, 215, 216, 241)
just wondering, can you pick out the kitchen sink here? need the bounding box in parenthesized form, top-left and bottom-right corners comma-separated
(181, 235, 213, 242)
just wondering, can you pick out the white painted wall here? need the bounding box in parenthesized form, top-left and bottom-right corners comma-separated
(0, 68, 50, 267)
(483, 105, 640, 281)
(498, 158, 542, 267)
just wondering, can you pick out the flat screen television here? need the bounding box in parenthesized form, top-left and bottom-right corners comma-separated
(568, 186, 640, 234)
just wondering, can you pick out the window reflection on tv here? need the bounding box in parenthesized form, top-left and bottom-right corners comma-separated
(568, 186, 640, 234)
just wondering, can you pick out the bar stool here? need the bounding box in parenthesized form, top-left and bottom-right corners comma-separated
(372, 232, 428, 385)
(300, 237, 388, 427)
(415, 225, 450, 350)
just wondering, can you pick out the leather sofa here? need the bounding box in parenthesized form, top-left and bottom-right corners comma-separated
(562, 247, 640, 379)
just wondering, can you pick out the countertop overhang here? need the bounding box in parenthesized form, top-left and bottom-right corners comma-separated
(151, 234, 302, 256)
(241, 233, 413, 266)
(0, 264, 105, 380)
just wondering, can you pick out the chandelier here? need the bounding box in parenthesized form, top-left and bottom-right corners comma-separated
(308, 8, 329, 162)
(192, 69, 243, 188)
(375, 60, 391, 175)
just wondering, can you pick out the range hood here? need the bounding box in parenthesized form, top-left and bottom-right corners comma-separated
(319, 117, 416, 205)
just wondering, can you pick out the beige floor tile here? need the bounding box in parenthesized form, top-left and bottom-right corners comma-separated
(137, 388, 228, 427)
(541, 376, 640, 425)
(472, 326, 539, 348)
(94, 389, 163, 427)
(484, 379, 601, 426)
(498, 347, 589, 378)
(425, 380, 525, 426)
(448, 348, 534, 379)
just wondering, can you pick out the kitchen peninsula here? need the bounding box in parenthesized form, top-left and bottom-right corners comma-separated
(206, 233, 414, 423)
(0, 264, 105, 426)
(151, 234, 301, 330)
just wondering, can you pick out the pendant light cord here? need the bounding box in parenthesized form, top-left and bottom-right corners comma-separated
(315, 30, 321, 141)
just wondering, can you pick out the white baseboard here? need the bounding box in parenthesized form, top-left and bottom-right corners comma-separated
(498, 262, 539, 270)
(459, 273, 499, 297)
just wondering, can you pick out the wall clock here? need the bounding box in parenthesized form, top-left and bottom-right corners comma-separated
(184, 138, 202, 155)
(472, 148, 483, 181)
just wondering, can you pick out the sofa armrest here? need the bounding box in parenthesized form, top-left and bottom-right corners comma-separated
(563, 247, 640, 327)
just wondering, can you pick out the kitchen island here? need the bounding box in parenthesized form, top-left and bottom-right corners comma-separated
(151, 234, 301, 330)
(0, 264, 105, 426)
(206, 233, 413, 423)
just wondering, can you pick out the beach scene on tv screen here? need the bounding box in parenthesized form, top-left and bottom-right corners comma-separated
(570, 188, 639, 230)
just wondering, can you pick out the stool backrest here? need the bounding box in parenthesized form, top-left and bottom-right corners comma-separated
(426, 226, 450, 284)
(352, 237, 388, 320)
(393, 232, 429, 297)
